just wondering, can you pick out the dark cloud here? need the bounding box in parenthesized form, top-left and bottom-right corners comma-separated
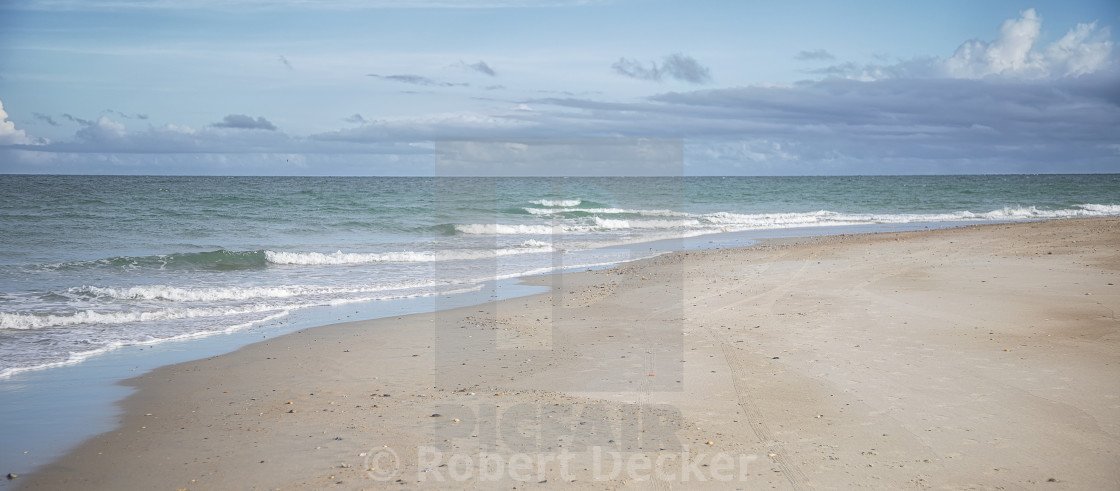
(468, 61, 495, 77)
(367, 73, 470, 87)
(103, 109, 147, 120)
(462, 60, 496, 76)
(611, 58, 661, 81)
(611, 53, 712, 84)
(795, 49, 835, 61)
(500, 72, 1120, 173)
(212, 114, 277, 130)
(33, 113, 60, 126)
(61, 113, 92, 125)
(278, 55, 294, 70)
(660, 53, 712, 83)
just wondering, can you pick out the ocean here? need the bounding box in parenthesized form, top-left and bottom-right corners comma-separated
(2, 174, 1119, 380)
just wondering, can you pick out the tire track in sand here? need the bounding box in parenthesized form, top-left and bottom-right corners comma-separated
(698, 248, 813, 490)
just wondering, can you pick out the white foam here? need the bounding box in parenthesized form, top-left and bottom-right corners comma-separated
(0, 311, 292, 379)
(523, 207, 690, 217)
(454, 223, 564, 235)
(592, 217, 700, 230)
(530, 199, 582, 207)
(68, 279, 453, 304)
(265, 245, 552, 265)
(0, 305, 288, 330)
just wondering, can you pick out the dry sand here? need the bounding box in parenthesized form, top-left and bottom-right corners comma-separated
(17, 218, 1120, 490)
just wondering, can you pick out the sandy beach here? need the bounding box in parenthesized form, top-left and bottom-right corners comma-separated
(16, 218, 1120, 490)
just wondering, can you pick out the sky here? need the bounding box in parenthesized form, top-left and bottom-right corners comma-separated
(0, 0, 1118, 176)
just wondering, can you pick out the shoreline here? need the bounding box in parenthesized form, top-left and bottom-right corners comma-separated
(0, 219, 985, 478)
(12, 218, 1120, 489)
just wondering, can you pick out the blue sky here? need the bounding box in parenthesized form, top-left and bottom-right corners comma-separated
(1, 0, 1117, 175)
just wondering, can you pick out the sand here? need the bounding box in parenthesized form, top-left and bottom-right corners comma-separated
(16, 218, 1120, 490)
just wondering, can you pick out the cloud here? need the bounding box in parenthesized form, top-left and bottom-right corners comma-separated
(0, 100, 37, 145)
(75, 116, 128, 142)
(345, 113, 369, 124)
(813, 9, 1115, 80)
(795, 49, 835, 61)
(103, 109, 147, 120)
(33, 113, 60, 126)
(11, 0, 602, 11)
(311, 112, 534, 143)
(278, 55, 294, 70)
(454, 60, 496, 76)
(212, 114, 278, 130)
(612, 53, 712, 84)
(516, 70, 1120, 173)
(61, 113, 92, 125)
(367, 74, 471, 87)
(612, 58, 661, 81)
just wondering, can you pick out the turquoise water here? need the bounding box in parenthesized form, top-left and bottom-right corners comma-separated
(1, 174, 1119, 378)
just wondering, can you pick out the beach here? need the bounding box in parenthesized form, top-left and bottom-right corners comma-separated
(14, 217, 1120, 489)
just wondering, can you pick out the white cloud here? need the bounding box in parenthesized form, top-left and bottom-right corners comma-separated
(75, 116, 127, 142)
(0, 100, 37, 145)
(815, 9, 1115, 81)
(1043, 21, 1115, 77)
(943, 10, 1113, 78)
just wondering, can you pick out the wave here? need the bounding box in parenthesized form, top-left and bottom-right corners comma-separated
(456, 203, 1120, 237)
(0, 304, 288, 331)
(265, 242, 552, 265)
(523, 207, 690, 217)
(2, 278, 473, 331)
(454, 223, 564, 235)
(68, 279, 443, 303)
(591, 217, 700, 230)
(40, 250, 270, 272)
(530, 199, 582, 207)
(696, 204, 1120, 230)
(0, 311, 292, 380)
(33, 242, 559, 273)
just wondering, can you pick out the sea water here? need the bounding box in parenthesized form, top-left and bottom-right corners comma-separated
(2, 174, 1119, 379)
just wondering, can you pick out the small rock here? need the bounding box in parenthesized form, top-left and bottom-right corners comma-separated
(7, 473, 18, 480)
(288, 409, 296, 413)
(431, 413, 442, 417)
(771, 356, 779, 360)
